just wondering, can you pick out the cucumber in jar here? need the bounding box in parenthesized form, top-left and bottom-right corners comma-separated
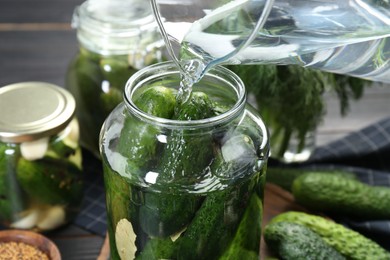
(104, 165, 142, 260)
(99, 57, 137, 112)
(0, 143, 12, 219)
(135, 236, 177, 260)
(136, 189, 239, 260)
(173, 131, 262, 259)
(174, 175, 259, 260)
(66, 50, 105, 153)
(139, 91, 216, 237)
(116, 85, 177, 173)
(135, 157, 262, 259)
(219, 193, 263, 259)
(157, 91, 216, 182)
(105, 85, 177, 258)
(0, 143, 24, 221)
(16, 156, 83, 205)
(175, 189, 238, 260)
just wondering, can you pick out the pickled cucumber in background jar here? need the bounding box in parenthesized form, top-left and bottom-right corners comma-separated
(0, 82, 83, 232)
(100, 61, 269, 259)
(66, 0, 164, 158)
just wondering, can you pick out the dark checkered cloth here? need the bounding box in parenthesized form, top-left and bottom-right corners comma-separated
(74, 116, 390, 251)
(73, 152, 107, 237)
(309, 116, 390, 171)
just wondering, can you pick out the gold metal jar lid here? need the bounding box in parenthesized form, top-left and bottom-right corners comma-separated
(0, 82, 76, 143)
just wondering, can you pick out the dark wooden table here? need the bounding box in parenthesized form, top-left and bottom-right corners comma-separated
(1, 1, 390, 259)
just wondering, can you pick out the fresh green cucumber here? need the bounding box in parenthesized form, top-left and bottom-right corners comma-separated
(266, 167, 356, 192)
(270, 211, 390, 260)
(264, 221, 345, 260)
(292, 172, 390, 219)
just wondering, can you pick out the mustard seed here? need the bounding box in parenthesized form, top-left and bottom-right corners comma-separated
(0, 241, 49, 260)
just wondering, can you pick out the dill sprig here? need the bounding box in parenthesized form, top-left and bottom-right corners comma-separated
(227, 64, 371, 160)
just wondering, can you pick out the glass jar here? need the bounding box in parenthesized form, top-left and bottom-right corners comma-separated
(272, 130, 316, 163)
(226, 64, 327, 164)
(0, 82, 83, 232)
(66, 0, 164, 157)
(100, 61, 269, 259)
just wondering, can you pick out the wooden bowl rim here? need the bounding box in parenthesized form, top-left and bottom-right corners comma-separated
(0, 230, 61, 260)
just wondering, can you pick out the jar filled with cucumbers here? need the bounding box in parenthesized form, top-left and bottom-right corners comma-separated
(0, 82, 83, 232)
(66, 0, 164, 158)
(100, 61, 269, 259)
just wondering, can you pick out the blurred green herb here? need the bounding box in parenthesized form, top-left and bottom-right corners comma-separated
(371, 0, 389, 8)
(227, 64, 371, 160)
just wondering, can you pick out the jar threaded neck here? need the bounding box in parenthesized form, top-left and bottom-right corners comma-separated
(124, 61, 247, 129)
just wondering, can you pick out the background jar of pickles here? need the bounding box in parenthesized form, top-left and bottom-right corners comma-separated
(0, 82, 83, 232)
(66, 0, 164, 158)
(100, 61, 269, 259)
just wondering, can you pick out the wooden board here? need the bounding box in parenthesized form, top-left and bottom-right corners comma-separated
(261, 183, 308, 259)
(98, 183, 305, 259)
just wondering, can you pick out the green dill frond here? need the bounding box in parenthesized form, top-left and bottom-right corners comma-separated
(227, 64, 370, 158)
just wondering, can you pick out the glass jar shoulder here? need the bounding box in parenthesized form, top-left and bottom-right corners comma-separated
(101, 103, 267, 193)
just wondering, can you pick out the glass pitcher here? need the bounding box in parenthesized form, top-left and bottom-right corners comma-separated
(152, 0, 390, 83)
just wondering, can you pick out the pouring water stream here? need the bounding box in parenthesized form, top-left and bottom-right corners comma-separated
(151, 0, 275, 103)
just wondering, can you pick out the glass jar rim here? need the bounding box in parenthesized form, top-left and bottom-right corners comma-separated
(124, 61, 247, 129)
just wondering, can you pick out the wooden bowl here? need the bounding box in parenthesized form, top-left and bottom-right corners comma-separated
(0, 230, 61, 259)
